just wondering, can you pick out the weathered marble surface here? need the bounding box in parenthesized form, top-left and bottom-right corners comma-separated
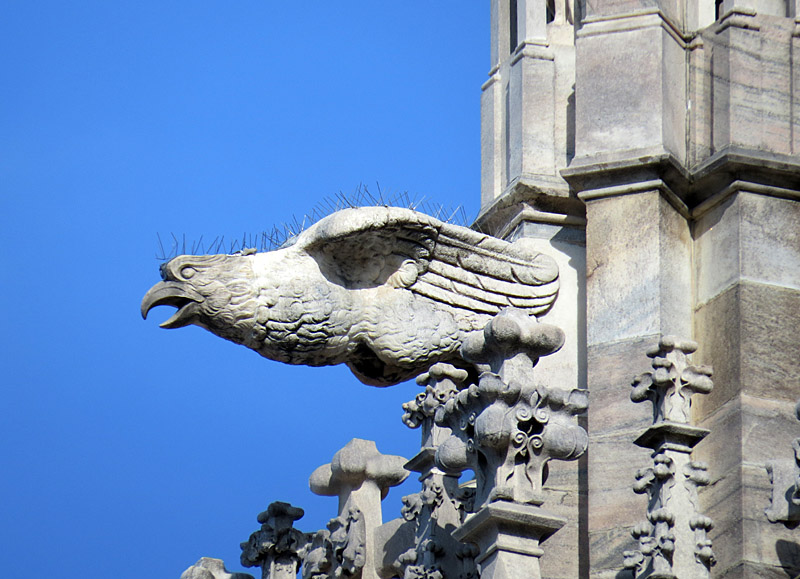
(142, 207, 560, 386)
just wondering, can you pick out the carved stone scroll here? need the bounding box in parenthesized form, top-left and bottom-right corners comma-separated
(623, 337, 716, 579)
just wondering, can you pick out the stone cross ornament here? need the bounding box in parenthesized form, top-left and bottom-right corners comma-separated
(142, 207, 559, 386)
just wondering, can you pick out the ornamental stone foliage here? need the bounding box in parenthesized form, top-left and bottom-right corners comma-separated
(624, 337, 716, 579)
(240, 502, 310, 579)
(433, 308, 587, 509)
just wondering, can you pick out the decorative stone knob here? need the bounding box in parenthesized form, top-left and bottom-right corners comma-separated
(309, 439, 409, 579)
(309, 438, 409, 505)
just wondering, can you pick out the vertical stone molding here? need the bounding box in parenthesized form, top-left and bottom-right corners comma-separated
(623, 337, 716, 579)
(765, 399, 800, 526)
(308, 439, 410, 579)
(430, 309, 588, 579)
(240, 502, 310, 579)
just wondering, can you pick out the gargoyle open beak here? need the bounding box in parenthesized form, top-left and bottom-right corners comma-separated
(141, 282, 205, 329)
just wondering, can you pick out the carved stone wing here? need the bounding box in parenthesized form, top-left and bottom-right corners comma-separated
(414, 222, 559, 316)
(299, 207, 559, 316)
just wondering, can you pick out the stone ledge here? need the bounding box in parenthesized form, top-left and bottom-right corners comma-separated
(561, 146, 800, 211)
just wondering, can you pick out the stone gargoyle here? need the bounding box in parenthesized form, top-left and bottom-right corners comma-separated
(141, 207, 559, 386)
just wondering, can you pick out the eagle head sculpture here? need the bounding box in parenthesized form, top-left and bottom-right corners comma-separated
(142, 207, 559, 386)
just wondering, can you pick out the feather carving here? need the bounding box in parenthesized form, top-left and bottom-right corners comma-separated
(142, 207, 559, 386)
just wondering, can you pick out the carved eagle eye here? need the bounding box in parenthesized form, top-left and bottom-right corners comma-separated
(180, 266, 197, 280)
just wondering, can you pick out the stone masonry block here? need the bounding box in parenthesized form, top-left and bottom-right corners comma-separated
(694, 193, 742, 307)
(693, 285, 743, 416)
(696, 192, 800, 302)
(587, 336, 655, 434)
(576, 24, 664, 160)
(694, 396, 744, 488)
(588, 433, 651, 529)
(739, 193, 800, 292)
(742, 464, 800, 574)
(589, 524, 639, 575)
(586, 192, 691, 346)
(694, 281, 800, 419)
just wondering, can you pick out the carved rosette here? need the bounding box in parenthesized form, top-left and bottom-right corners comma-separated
(624, 337, 715, 579)
(765, 399, 800, 526)
(432, 309, 588, 509)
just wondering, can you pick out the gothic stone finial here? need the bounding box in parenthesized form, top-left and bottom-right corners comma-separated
(307, 439, 409, 579)
(624, 336, 715, 579)
(434, 309, 586, 508)
(240, 502, 310, 579)
(422, 309, 588, 579)
(630, 336, 713, 426)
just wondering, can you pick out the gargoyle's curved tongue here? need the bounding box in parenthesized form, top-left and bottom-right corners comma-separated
(141, 281, 204, 328)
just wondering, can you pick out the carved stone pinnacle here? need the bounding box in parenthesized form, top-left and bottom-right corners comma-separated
(625, 337, 715, 579)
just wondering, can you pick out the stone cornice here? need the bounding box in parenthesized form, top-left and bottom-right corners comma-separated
(578, 7, 691, 44)
(561, 146, 800, 212)
(475, 178, 585, 237)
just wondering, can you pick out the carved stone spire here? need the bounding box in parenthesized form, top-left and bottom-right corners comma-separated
(623, 337, 716, 579)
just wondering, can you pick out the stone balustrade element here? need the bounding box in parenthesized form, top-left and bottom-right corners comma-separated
(181, 558, 255, 579)
(623, 337, 716, 579)
(240, 502, 310, 579)
(308, 439, 410, 579)
(765, 399, 800, 526)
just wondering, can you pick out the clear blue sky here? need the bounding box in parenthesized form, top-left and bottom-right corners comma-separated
(1, 3, 486, 577)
